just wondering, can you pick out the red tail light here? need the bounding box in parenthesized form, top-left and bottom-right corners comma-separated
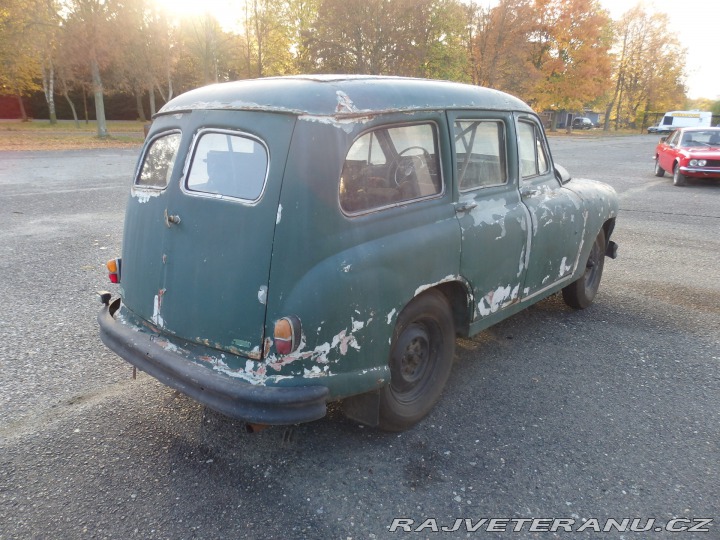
(106, 258, 122, 284)
(274, 316, 302, 355)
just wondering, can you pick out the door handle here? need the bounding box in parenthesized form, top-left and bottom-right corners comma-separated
(455, 201, 477, 213)
(164, 208, 181, 227)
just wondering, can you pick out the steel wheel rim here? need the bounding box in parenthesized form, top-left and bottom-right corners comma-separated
(390, 321, 441, 403)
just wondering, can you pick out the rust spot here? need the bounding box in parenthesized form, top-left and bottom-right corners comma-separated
(263, 337, 273, 358)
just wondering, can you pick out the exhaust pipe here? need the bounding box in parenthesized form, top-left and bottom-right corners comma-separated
(245, 422, 270, 434)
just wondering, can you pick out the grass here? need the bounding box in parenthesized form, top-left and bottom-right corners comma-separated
(0, 118, 647, 151)
(0, 119, 146, 151)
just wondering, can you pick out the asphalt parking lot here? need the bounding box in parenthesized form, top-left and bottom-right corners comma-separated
(0, 134, 718, 539)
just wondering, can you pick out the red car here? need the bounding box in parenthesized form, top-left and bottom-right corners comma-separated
(654, 127, 720, 186)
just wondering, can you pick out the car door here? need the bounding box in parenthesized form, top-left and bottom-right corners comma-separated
(121, 110, 296, 358)
(658, 129, 680, 172)
(448, 111, 529, 320)
(515, 114, 585, 300)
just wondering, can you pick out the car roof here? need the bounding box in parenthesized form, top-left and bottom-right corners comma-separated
(157, 75, 534, 118)
(677, 127, 720, 132)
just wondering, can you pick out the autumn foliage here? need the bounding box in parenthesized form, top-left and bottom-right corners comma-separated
(0, 0, 690, 130)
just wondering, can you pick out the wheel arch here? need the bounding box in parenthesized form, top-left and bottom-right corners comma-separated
(602, 217, 616, 246)
(432, 280, 473, 338)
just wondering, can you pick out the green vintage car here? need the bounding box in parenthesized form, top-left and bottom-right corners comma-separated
(98, 75, 618, 431)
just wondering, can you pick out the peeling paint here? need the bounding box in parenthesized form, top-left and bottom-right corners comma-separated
(132, 189, 161, 204)
(414, 274, 459, 297)
(476, 284, 520, 317)
(336, 90, 359, 114)
(151, 290, 165, 328)
(298, 113, 369, 133)
(386, 308, 397, 325)
(264, 316, 372, 371)
(558, 256, 573, 278)
(276, 204, 282, 224)
(258, 285, 268, 305)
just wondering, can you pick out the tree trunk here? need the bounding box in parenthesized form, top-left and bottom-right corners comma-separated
(58, 75, 79, 128)
(135, 89, 147, 122)
(149, 84, 156, 116)
(90, 58, 108, 138)
(64, 90, 80, 128)
(42, 62, 57, 124)
(16, 94, 28, 121)
(83, 85, 89, 124)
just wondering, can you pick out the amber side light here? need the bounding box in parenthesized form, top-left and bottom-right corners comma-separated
(106, 258, 122, 284)
(274, 316, 301, 355)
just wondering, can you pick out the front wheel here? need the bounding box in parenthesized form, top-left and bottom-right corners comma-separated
(654, 158, 665, 177)
(673, 164, 687, 186)
(562, 228, 606, 309)
(379, 290, 455, 431)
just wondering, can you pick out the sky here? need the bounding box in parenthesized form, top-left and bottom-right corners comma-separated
(599, 0, 720, 100)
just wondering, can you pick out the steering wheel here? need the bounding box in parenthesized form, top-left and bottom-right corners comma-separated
(393, 146, 431, 186)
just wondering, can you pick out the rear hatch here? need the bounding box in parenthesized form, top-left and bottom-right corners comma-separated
(120, 110, 296, 359)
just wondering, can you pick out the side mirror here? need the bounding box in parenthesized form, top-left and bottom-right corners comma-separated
(554, 163, 571, 184)
(660, 136, 667, 143)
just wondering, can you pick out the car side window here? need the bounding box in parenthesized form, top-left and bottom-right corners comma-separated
(186, 131, 269, 202)
(666, 131, 679, 145)
(518, 121, 549, 179)
(136, 131, 181, 189)
(340, 123, 442, 214)
(454, 120, 507, 190)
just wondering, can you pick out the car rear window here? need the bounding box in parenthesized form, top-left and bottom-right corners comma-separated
(340, 123, 442, 214)
(136, 132, 181, 188)
(186, 131, 269, 202)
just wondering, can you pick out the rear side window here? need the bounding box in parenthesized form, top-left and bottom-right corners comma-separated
(340, 123, 442, 214)
(518, 121, 549, 178)
(186, 131, 269, 201)
(136, 132, 181, 188)
(454, 120, 507, 190)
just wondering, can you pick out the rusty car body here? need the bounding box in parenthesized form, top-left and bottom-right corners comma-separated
(98, 75, 619, 431)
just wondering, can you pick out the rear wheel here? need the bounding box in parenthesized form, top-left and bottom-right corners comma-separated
(673, 164, 687, 186)
(379, 290, 455, 431)
(562, 229, 606, 309)
(654, 158, 665, 177)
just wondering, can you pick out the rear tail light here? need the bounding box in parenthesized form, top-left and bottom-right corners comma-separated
(274, 316, 302, 355)
(106, 257, 122, 284)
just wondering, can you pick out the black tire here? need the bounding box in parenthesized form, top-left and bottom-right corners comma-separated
(673, 164, 687, 186)
(379, 290, 455, 431)
(562, 228, 606, 309)
(654, 158, 665, 177)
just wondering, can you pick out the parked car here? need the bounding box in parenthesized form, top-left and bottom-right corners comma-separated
(648, 110, 712, 134)
(98, 75, 619, 431)
(572, 117, 594, 130)
(654, 127, 720, 186)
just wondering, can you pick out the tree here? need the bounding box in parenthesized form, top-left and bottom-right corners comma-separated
(303, 0, 467, 78)
(241, 0, 295, 77)
(526, 0, 613, 129)
(468, 0, 538, 94)
(0, 0, 42, 120)
(59, 0, 122, 137)
(604, 6, 686, 130)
